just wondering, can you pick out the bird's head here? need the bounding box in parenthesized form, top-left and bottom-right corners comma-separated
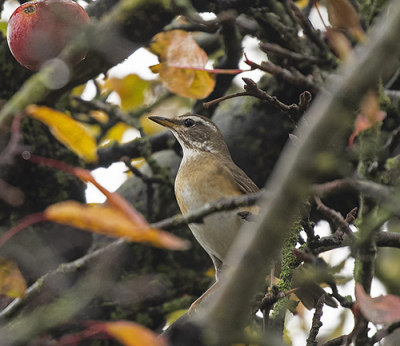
(149, 114, 230, 157)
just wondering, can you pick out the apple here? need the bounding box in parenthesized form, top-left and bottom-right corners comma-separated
(7, 0, 90, 71)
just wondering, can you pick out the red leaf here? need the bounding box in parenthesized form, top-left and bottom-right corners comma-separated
(355, 283, 400, 324)
(349, 90, 386, 147)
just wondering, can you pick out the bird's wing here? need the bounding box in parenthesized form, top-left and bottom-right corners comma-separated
(223, 159, 260, 195)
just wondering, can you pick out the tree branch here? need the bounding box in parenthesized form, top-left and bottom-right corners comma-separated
(191, 2, 400, 343)
(204, 77, 312, 121)
(306, 294, 325, 346)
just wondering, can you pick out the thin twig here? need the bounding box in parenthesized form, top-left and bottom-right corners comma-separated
(204, 77, 312, 121)
(314, 196, 356, 240)
(369, 320, 400, 345)
(71, 96, 141, 129)
(320, 335, 347, 346)
(289, 0, 335, 64)
(153, 191, 263, 231)
(120, 156, 173, 187)
(259, 42, 322, 65)
(306, 294, 325, 346)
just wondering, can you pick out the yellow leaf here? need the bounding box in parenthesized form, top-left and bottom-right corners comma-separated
(149, 64, 162, 74)
(294, 0, 309, 9)
(103, 74, 152, 111)
(0, 21, 8, 36)
(166, 310, 187, 325)
(101, 122, 132, 144)
(44, 201, 190, 250)
(26, 105, 98, 163)
(148, 30, 216, 99)
(140, 114, 165, 135)
(131, 158, 146, 169)
(89, 110, 109, 124)
(205, 266, 215, 278)
(0, 258, 26, 299)
(71, 83, 87, 96)
(105, 321, 167, 346)
(326, 0, 365, 41)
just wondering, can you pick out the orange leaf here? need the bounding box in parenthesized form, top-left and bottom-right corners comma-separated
(27, 156, 151, 228)
(104, 321, 168, 346)
(0, 257, 26, 298)
(26, 105, 98, 163)
(355, 283, 400, 324)
(44, 201, 190, 250)
(349, 90, 386, 146)
(325, 0, 365, 41)
(148, 30, 216, 99)
(73, 167, 149, 227)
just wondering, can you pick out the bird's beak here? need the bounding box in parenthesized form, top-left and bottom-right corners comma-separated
(148, 116, 178, 129)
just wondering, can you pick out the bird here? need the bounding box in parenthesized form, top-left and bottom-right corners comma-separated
(149, 113, 337, 313)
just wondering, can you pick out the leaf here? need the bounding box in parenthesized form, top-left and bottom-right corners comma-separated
(101, 122, 132, 144)
(294, 0, 309, 9)
(103, 74, 153, 111)
(44, 201, 190, 250)
(0, 21, 7, 36)
(27, 155, 150, 228)
(89, 110, 109, 124)
(355, 283, 400, 324)
(148, 30, 216, 99)
(26, 105, 98, 163)
(166, 310, 188, 326)
(103, 321, 167, 346)
(325, 0, 365, 41)
(71, 83, 87, 97)
(0, 258, 27, 299)
(325, 28, 353, 61)
(349, 90, 386, 147)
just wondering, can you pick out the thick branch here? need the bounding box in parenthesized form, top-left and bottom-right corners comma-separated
(193, 2, 400, 343)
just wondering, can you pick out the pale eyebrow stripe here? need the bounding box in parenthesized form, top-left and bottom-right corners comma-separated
(196, 118, 218, 132)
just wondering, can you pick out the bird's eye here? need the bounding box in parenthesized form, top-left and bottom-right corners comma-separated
(184, 119, 195, 127)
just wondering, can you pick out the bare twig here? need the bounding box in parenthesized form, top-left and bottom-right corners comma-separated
(204, 78, 312, 121)
(0, 116, 27, 206)
(312, 178, 353, 197)
(314, 196, 356, 240)
(153, 191, 263, 231)
(92, 131, 175, 169)
(306, 294, 325, 346)
(259, 42, 322, 65)
(369, 321, 400, 345)
(72, 96, 141, 129)
(321, 335, 347, 346)
(289, 0, 334, 64)
(120, 156, 173, 187)
(376, 231, 400, 248)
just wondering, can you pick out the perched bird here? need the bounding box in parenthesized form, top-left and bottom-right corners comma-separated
(149, 114, 336, 312)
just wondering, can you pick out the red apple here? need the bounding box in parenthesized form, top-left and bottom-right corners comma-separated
(7, 0, 90, 71)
